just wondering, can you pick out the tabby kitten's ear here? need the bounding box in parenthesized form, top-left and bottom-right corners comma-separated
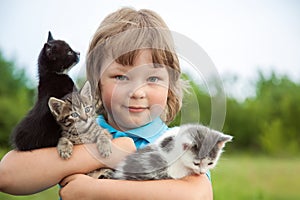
(80, 81, 92, 101)
(48, 31, 54, 42)
(48, 97, 66, 118)
(217, 134, 233, 149)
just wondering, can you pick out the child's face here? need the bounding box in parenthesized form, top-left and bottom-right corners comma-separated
(100, 50, 169, 131)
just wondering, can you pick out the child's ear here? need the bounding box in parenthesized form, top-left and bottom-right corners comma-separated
(217, 134, 233, 149)
(80, 81, 92, 101)
(48, 97, 65, 118)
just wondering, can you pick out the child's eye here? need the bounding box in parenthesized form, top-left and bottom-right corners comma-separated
(71, 112, 79, 118)
(115, 75, 128, 81)
(147, 76, 159, 83)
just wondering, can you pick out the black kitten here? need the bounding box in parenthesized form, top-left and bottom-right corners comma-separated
(11, 31, 79, 150)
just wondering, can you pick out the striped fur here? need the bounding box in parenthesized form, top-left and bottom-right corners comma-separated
(48, 81, 112, 159)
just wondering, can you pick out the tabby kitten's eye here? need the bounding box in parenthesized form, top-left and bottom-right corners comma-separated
(85, 107, 91, 113)
(208, 162, 214, 165)
(71, 112, 79, 118)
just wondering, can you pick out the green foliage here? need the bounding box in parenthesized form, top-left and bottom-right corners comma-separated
(254, 72, 300, 155)
(170, 73, 211, 127)
(173, 71, 300, 156)
(0, 51, 34, 148)
(224, 71, 300, 155)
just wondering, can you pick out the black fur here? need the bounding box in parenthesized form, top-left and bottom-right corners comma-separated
(10, 32, 79, 150)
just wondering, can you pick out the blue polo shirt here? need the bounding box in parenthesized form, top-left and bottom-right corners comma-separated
(96, 115, 169, 149)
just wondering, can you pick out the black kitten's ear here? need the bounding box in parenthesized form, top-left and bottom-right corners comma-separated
(44, 43, 52, 52)
(48, 97, 65, 118)
(48, 31, 54, 42)
(44, 43, 55, 59)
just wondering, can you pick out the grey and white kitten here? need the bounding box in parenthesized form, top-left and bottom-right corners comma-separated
(101, 124, 232, 180)
(48, 81, 112, 159)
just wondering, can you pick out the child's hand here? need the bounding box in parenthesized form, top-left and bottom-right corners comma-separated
(59, 138, 136, 200)
(59, 174, 98, 200)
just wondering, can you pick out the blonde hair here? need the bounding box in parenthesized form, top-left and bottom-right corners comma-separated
(86, 7, 186, 124)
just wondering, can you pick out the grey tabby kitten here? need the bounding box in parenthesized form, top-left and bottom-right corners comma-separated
(48, 81, 112, 159)
(101, 124, 232, 180)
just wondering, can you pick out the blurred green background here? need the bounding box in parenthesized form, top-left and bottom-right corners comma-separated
(0, 50, 299, 199)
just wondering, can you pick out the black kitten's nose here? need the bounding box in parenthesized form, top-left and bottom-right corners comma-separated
(75, 52, 80, 63)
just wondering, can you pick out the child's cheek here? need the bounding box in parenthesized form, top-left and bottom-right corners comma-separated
(101, 87, 114, 113)
(149, 89, 168, 114)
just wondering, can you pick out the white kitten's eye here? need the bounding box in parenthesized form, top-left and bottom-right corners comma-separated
(192, 144, 198, 150)
(71, 112, 79, 118)
(208, 162, 214, 165)
(193, 161, 200, 166)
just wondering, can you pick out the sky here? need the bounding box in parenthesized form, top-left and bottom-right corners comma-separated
(1, 0, 300, 98)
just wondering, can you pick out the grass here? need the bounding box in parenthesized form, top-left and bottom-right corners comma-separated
(0, 187, 59, 200)
(212, 154, 300, 200)
(1, 150, 300, 200)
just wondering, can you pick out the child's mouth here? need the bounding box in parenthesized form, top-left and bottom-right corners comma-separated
(127, 106, 148, 113)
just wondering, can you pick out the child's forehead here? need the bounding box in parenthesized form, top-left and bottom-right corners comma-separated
(106, 61, 166, 74)
(103, 49, 168, 72)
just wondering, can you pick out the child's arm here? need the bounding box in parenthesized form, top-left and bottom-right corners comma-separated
(60, 173, 213, 200)
(0, 138, 135, 195)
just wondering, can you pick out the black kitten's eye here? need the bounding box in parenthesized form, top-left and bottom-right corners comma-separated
(67, 50, 73, 56)
(71, 112, 79, 118)
(85, 107, 91, 113)
(208, 162, 214, 165)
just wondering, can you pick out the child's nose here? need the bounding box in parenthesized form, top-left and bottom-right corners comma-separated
(130, 86, 146, 99)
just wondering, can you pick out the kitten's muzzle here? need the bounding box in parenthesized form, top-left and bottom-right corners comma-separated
(74, 52, 80, 63)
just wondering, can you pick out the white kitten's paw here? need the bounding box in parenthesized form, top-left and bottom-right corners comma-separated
(87, 168, 114, 179)
(57, 137, 74, 159)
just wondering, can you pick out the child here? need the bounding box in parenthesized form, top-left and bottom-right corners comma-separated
(0, 8, 213, 199)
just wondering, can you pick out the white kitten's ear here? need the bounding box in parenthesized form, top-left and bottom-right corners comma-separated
(217, 134, 233, 149)
(182, 142, 193, 150)
(182, 136, 193, 151)
(80, 81, 92, 101)
(48, 97, 65, 118)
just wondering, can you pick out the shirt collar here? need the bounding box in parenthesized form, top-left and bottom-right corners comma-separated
(96, 115, 168, 143)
